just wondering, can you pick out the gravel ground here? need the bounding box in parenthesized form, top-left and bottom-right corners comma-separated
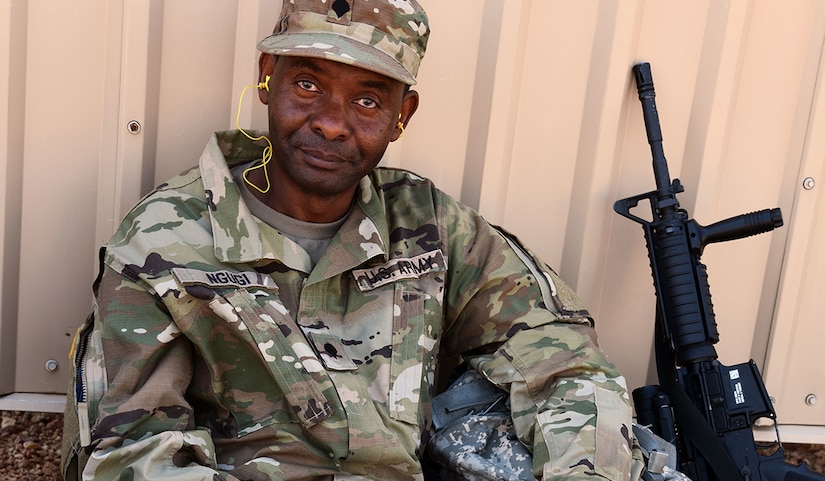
(2, 410, 824, 480)
(784, 443, 825, 474)
(2, 411, 63, 480)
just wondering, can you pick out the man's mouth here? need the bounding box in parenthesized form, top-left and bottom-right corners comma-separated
(300, 147, 349, 168)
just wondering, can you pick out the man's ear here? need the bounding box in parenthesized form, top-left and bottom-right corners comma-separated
(258, 54, 275, 105)
(393, 89, 420, 141)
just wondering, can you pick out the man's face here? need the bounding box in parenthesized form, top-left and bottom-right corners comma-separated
(258, 55, 416, 203)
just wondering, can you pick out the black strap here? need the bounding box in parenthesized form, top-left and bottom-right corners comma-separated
(654, 317, 745, 481)
(92, 247, 107, 295)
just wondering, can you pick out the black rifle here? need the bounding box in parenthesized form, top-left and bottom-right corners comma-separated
(614, 62, 824, 481)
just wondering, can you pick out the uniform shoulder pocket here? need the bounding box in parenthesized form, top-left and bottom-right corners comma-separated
(496, 227, 593, 325)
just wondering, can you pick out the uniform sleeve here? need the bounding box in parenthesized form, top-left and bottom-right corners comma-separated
(438, 195, 636, 480)
(66, 265, 229, 481)
(468, 323, 635, 480)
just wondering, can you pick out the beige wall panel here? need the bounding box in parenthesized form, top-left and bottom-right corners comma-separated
(761, 1, 825, 430)
(96, 0, 162, 244)
(0, 0, 27, 395)
(231, 0, 282, 130)
(383, 0, 485, 199)
(95, 0, 128, 247)
(15, 2, 110, 393)
(153, 1, 240, 184)
(696, 1, 816, 368)
(475, 1, 531, 218)
(495, 0, 601, 266)
(765, 117, 825, 427)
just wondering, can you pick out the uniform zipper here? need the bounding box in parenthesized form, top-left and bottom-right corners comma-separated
(71, 322, 93, 447)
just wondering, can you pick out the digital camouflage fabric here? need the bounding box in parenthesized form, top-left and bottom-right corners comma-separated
(63, 130, 640, 480)
(426, 368, 536, 480)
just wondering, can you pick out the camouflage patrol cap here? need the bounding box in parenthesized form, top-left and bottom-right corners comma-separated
(258, 0, 429, 85)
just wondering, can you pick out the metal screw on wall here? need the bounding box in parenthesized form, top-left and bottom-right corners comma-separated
(127, 120, 142, 134)
(806, 394, 817, 406)
(45, 359, 59, 372)
(803, 177, 815, 190)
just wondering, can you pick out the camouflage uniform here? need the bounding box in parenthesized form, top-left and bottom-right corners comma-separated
(63, 130, 637, 480)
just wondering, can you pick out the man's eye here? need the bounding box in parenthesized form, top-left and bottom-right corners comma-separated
(297, 80, 318, 92)
(355, 98, 378, 109)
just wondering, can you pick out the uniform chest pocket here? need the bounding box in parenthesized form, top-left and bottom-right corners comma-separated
(204, 289, 336, 434)
(352, 251, 447, 425)
(388, 281, 443, 425)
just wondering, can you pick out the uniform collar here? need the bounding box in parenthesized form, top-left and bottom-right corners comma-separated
(200, 131, 390, 275)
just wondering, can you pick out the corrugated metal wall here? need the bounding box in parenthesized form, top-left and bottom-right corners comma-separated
(1, 0, 824, 442)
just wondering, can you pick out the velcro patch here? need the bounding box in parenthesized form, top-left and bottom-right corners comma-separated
(352, 249, 445, 291)
(172, 267, 278, 290)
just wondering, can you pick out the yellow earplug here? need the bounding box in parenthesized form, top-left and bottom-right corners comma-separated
(237, 77, 274, 194)
(396, 113, 405, 139)
(258, 75, 270, 92)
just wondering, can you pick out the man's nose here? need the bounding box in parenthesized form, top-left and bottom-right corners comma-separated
(310, 98, 351, 141)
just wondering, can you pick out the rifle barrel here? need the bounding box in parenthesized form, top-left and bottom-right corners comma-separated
(634, 62, 672, 195)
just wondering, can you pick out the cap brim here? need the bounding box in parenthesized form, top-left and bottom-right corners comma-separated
(258, 32, 417, 85)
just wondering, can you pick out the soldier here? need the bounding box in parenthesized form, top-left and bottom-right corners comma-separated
(62, 1, 643, 480)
